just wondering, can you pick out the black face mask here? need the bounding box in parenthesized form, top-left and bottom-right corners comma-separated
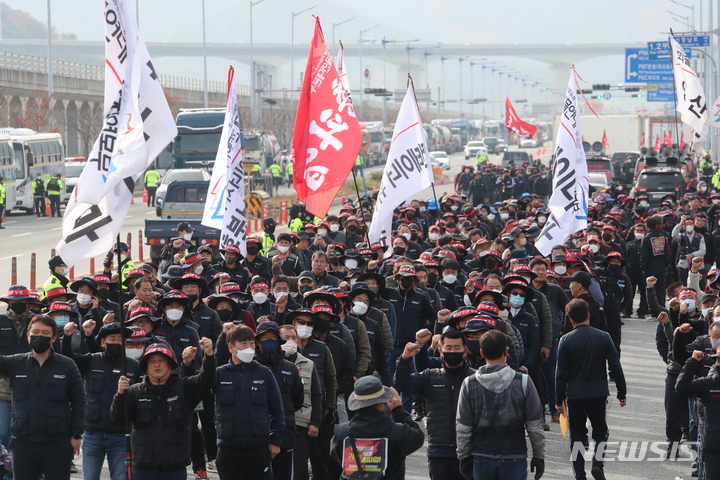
(105, 343, 123, 358)
(608, 264, 622, 274)
(187, 294, 199, 303)
(400, 277, 414, 290)
(347, 225, 358, 233)
(202, 261, 211, 269)
(247, 246, 259, 256)
(265, 226, 276, 234)
(217, 309, 233, 322)
(406, 213, 415, 221)
(442, 351, 465, 368)
(427, 272, 439, 285)
(466, 340, 481, 357)
(601, 233, 612, 242)
(410, 233, 419, 241)
(96, 289, 109, 301)
(393, 246, 406, 256)
(30, 335, 51, 353)
(484, 258, 497, 270)
(10, 303, 27, 315)
(314, 319, 330, 334)
(330, 258, 340, 266)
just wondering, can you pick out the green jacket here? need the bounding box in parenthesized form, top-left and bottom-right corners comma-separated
(269, 164, 281, 177)
(46, 177, 62, 195)
(144, 169, 161, 188)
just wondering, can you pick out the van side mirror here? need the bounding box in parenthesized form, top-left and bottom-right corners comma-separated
(26, 152, 34, 167)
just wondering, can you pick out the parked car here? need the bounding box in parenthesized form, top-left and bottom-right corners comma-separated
(588, 172, 609, 196)
(630, 167, 683, 207)
(155, 168, 211, 214)
(464, 141, 487, 159)
(63, 161, 86, 203)
(501, 150, 532, 167)
(429, 151, 451, 170)
(520, 137, 540, 148)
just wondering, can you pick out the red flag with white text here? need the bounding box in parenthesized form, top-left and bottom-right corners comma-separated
(680, 131, 686, 150)
(601, 130, 610, 150)
(504, 97, 537, 138)
(654, 134, 661, 151)
(291, 17, 362, 218)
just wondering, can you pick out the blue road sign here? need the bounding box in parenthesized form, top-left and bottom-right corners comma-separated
(648, 41, 693, 61)
(625, 48, 673, 84)
(674, 35, 710, 47)
(647, 88, 675, 102)
(602, 92, 612, 100)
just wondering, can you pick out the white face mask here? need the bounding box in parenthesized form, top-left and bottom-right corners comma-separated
(702, 307, 713, 316)
(554, 265, 567, 275)
(686, 226, 694, 234)
(235, 347, 255, 363)
(329, 224, 340, 233)
(281, 340, 297, 357)
(402, 233, 411, 241)
(429, 233, 440, 241)
(635, 233, 645, 240)
(76, 293, 92, 306)
(451, 205, 458, 211)
(589, 244, 599, 254)
(296, 325, 313, 339)
(274, 291, 288, 300)
(59, 267, 70, 277)
(487, 214, 496, 221)
(253, 293, 268, 304)
(517, 238, 527, 247)
(498, 308, 509, 321)
(537, 216, 546, 225)
(183, 233, 193, 241)
(639, 201, 649, 207)
(317, 228, 327, 236)
(277, 245, 290, 254)
(119, 255, 127, 263)
(714, 316, 720, 323)
(350, 278, 357, 287)
(443, 274, 457, 284)
(125, 348, 143, 360)
(194, 264, 204, 274)
(345, 259, 358, 270)
(500, 213, 509, 220)
(419, 207, 427, 213)
(352, 301, 369, 316)
(166, 309, 183, 321)
(463, 294, 473, 306)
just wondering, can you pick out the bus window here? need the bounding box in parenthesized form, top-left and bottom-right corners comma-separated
(13, 144, 25, 179)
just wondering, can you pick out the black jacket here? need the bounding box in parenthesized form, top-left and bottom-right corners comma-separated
(191, 303, 222, 342)
(111, 354, 216, 470)
(676, 358, 720, 452)
(153, 317, 201, 372)
(387, 288, 437, 345)
(563, 293, 606, 333)
(0, 351, 86, 442)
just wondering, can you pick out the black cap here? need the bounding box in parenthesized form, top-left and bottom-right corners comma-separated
(263, 217, 278, 227)
(568, 271, 592, 289)
(114, 243, 129, 253)
(177, 222, 194, 233)
(48, 255, 65, 269)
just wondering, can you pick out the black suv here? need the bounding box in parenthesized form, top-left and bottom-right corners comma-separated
(501, 150, 532, 167)
(631, 167, 683, 207)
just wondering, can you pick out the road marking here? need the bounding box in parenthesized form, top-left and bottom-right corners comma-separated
(51, 227, 62, 231)
(12, 232, 31, 237)
(0, 254, 24, 260)
(4, 221, 16, 224)
(145, 211, 154, 215)
(126, 215, 133, 218)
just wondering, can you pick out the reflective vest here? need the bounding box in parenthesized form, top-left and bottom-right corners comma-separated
(0, 183, 5, 204)
(46, 177, 62, 195)
(260, 232, 275, 256)
(41, 274, 65, 299)
(32, 179, 45, 196)
(251, 164, 262, 173)
(288, 217, 303, 233)
(476, 151, 489, 164)
(286, 162, 294, 175)
(268, 164, 281, 177)
(714, 170, 720, 189)
(355, 155, 363, 166)
(144, 169, 161, 188)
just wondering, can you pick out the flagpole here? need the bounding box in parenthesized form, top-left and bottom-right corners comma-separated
(407, 73, 440, 212)
(351, 167, 372, 236)
(116, 233, 132, 480)
(669, 30, 683, 156)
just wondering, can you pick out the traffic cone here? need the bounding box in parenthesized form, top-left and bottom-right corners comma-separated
(142, 188, 148, 204)
(1, 212, 4, 224)
(341, 193, 347, 205)
(440, 176, 446, 185)
(45, 198, 51, 217)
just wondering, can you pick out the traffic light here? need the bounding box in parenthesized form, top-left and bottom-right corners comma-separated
(632, 93, 642, 98)
(364, 68, 370, 79)
(591, 95, 602, 100)
(592, 84, 611, 90)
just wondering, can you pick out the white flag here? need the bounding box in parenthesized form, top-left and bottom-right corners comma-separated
(670, 36, 709, 148)
(57, 0, 177, 267)
(368, 79, 432, 249)
(202, 67, 247, 256)
(534, 69, 589, 256)
(336, 41, 352, 102)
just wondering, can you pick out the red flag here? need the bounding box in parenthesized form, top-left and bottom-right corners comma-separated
(654, 134, 660, 151)
(664, 130, 673, 147)
(680, 131, 686, 150)
(601, 130, 610, 150)
(641, 131, 645, 146)
(291, 16, 362, 218)
(504, 97, 537, 138)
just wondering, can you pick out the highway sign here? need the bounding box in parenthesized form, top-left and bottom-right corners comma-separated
(647, 41, 693, 61)
(602, 92, 612, 100)
(647, 88, 675, 102)
(625, 48, 673, 84)
(674, 35, 710, 47)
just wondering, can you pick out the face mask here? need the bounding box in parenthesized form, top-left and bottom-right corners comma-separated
(601, 233, 612, 242)
(402, 233, 411, 241)
(223, 254, 237, 264)
(702, 307, 712, 316)
(265, 226, 276, 234)
(345, 259, 358, 270)
(235, 347, 255, 363)
(517, 238, 527, 247)
(55, 316, 70, 328)
(105, 343, 123, 358)
(419, 207, 427, 213)
(194, 264, 204, 275)
(119, 255, 127, 263)
(96, 289, 108, 301)
(393, 246, 406, 256)
(466, 339, 481, 357)
(443, 274, 457, 284)
(126, 348, 143, 360)
(329, 224, 340, 233)
(713, 339, 720, 350)
(427, 272, 438, 285)
(60, 267, 70, 277)
(682, 298, 697, 312)
(183, 233, 193, 241)
(296, 325, 313, 339)
(347, 225, 358, 233)
(352, 301, 369, 316)
(281, 340, 298, 357)
(686, 226, 694, 234)
(442, 351, 465, 367)
(639, 201, 649, 207)
(500, 213, 509, 220)
(487, 214, 496, 221)
(635, 233, 645, 240)
(554, 265, 567, 275)
(253, 293, 268, 304)
(299, 285, 313, 294)
(701, 186, 708, 192)
(509, 294, 525, 308)
(400, 277, 414, 290)
(484, 258, 497, 269)
(10, 303, 27, 315)
(247, 246, 259, 256)
(277, 245, 290, 254)
(317, 228, 328, 236)
(451, 205, 458, 211)
(260, 339, 278, 353)
(29, 335, 51, 353)
(76, 293, 92, 305)
(715, 316, 720, 323)
(608, 264, 621, 274)
(537, 216, 546, 225)
(463, 294, 473, 306)
(589, 244, 599, 254)
(429, 233, 440, 241)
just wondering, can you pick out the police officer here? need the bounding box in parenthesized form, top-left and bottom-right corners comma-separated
(597, 252, 632, 357)
(0, 315, 86, 480)
(61, 322, 140, 480)
(144, 166, 161, 207)
(102, 243, 136, 293)
(46, 173, 63, 217)
(42, 255, 70, 300)
(213, 324, 285, 480)
(0, 175, 6, 228)
(269, 162, 282, 190)
(286, 160, 294, 184)
(113, 337, 215, 478)
(260, 218, 278, 256)
(32, 173, 46, 217)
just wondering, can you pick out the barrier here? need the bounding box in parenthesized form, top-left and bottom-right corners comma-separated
(281, 201, 287, 224)
(29, 253, 36, 291)
(138, 230, 144, 262)
(142, 188, 148, 204)
(45, 198, 51, 217)
(89, 258, 95, 277)
(126, 233, 132, 256)
(69, 266, 74, 281)
(11, 257, 16, 286)
(51, 248, 56, 257)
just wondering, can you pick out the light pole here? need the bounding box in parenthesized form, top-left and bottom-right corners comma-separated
(250, 0, 266, 128)
(406, 44, 418, 74)
(458, 57, 469, 115)
(358, 24, 380, 118)
(671, 0, 696, 29)
(332, 17, 354, 50)
(668, 10, 692, 30)
(46, 0, 54, 126)
(480, 62, 495, 118)
(380, 37, 418, 89)
(291, 5, 316, 95)
(202, 0, 208, 107)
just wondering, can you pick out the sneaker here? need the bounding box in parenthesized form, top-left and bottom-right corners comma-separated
(195, 470, 208, 480)
(543, 421, 550, 431)
(591, 466, 606, 480)
(207, 461, 216, 473)
(70, 462, 78, 474)
(551, 413, 561, 423)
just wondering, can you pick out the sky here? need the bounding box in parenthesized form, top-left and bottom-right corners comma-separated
(5, 0, 717, 117)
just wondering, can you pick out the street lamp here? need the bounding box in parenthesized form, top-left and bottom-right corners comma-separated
(671, 0, 695, 30)
(458, 57, 469, 115)
(358, 24, 380, 118)
(202, 0, 208, 107)
(380, 37, 418, 89)
(291, 5, 316, 94)
(332, 17, 354, 49)
(46, 0, 54, 126)
(250, 0, 266, 128)
(667, 10, 692, 30)
(468, 60, 487, 119)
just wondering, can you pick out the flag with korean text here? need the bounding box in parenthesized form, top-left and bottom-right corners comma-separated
(535, 69, 589, 256)
(292, 16, 362, 218)
(57, 0, 176, 267)
(670, 36, 708, 151)
(368, 78, 432, 250)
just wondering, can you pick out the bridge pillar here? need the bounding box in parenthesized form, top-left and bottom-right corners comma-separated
(548, 63, 572, 102)
(65, 100, 79, 157)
